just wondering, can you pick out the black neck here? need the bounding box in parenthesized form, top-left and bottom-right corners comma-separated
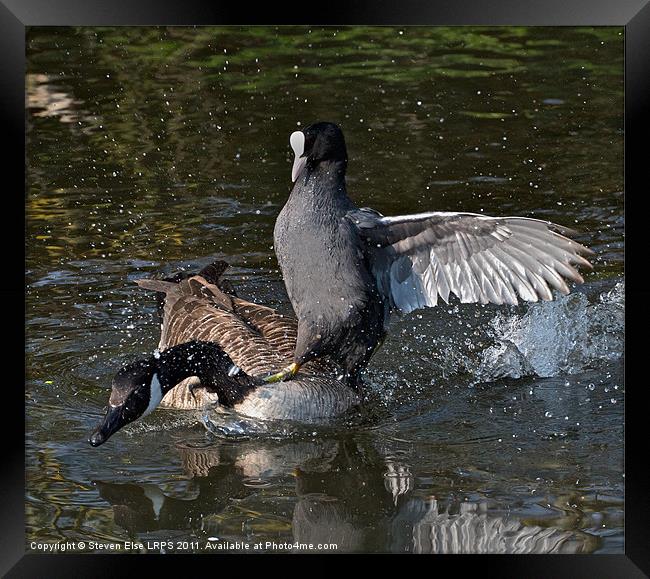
(307, 159, 347, 183)
(293, 161, 356, 216)
(154, 341, 256, 406)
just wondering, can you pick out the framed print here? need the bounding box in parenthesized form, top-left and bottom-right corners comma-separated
(5, 0, 648, 575)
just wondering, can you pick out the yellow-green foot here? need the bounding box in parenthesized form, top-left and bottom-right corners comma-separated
(263, 362, 300, 383)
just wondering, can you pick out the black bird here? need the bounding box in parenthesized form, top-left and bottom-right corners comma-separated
(267, 121, 593, 385)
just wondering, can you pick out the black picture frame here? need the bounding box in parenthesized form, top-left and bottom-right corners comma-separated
(7, 0, 647, 575)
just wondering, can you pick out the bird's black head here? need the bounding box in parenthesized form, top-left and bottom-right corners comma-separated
(290, 122, 347, 183)
(89, 357, 161, 447)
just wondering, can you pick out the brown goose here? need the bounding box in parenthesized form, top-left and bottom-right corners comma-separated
(89, 262, 361, 446)
(139, 262, 359, 419)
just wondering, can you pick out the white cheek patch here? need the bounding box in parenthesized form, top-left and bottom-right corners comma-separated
(142, 373, 163, 417)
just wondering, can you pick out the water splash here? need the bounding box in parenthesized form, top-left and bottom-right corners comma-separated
(200, 406, 323, 439)
(476, 281, 624, 381)
(371, 279, 624, 398)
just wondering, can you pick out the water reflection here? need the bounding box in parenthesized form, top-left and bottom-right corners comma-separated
(27, 74, 95, 126)
(95, 436, 598, 553)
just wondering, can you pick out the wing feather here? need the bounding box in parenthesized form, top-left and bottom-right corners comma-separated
(347, 209, 593, 313)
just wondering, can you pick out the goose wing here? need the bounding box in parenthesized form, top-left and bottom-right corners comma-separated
(347, 209, 594, 314)
(230, 299, 298, 359)
(136, 274, 337, 376)
(136, 276, 288, 374)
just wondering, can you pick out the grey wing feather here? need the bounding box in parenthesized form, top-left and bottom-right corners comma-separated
(347, 210, 594, 314)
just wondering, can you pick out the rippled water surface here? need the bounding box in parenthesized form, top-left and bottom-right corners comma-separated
(26, 26, 624, 553)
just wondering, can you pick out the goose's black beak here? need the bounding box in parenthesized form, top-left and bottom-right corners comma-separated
(89, 405, 125, 447)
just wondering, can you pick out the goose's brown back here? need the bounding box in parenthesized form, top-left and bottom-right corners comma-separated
(136, 272, 349, 414)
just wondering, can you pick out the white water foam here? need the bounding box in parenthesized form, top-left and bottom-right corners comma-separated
(474, 281, 624, 382)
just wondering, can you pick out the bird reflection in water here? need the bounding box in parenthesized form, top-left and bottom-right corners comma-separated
(94, 436, 599, 554)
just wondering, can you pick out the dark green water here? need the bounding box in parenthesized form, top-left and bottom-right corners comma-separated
(26, 26, 624, 553)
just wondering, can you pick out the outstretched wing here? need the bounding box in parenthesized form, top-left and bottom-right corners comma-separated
(347, 209, 594, 314)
